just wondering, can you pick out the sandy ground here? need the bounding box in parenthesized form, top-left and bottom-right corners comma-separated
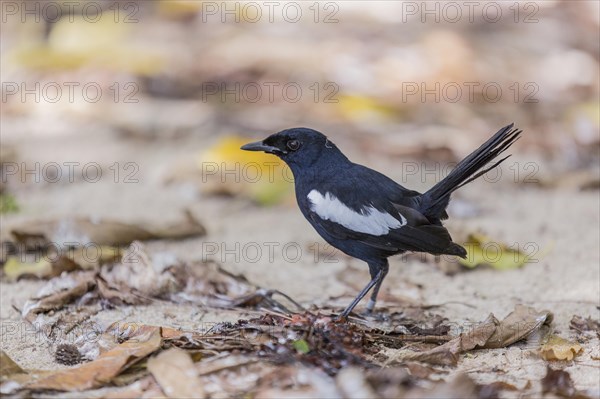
(1, 130, 599, 396)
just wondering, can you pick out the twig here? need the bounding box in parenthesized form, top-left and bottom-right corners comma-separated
(370, 333, 453, 344)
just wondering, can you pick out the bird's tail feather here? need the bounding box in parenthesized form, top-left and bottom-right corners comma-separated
(420, 123, 522, 220)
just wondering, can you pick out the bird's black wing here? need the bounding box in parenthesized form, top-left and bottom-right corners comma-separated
(305, 164, 465, 257)
(307, 205, 462, 256)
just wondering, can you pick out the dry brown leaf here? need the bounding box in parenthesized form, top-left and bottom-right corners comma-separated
(147, 347, 205, 399)
(99, 241, 180, 301)
(364, 369, 481, 399)
(28, 326, 161, 391)
(400, 313, 497, 365)
(1, 359, 56, 396)
(10, 211, 205, 248)
(404, 362, 443, 379)
(21, 272, 96, 324)
(360, 368, 413, 398)
(195, 355, 258, 376)
(336, 367, 378, 399)
(541, 367, 590, 399)
(540, 335, 583, 361)
(0, 350, 23, 377)
(570, 315, 600, 337)
(102, 376, 164, 399)
(484, 304, 553, 348)
(96, 276, 145, 306)
(3, 246, 121, 282)
(416, 374, 479, 399)
(179, 262, 257, 301)
(399, 305, 553, 365)
(478, 381, 520, 399)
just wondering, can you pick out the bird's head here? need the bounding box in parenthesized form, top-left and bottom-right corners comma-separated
(241, 127, 344, 171)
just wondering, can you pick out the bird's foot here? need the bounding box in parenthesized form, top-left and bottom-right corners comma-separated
(365, 298, 377, 314)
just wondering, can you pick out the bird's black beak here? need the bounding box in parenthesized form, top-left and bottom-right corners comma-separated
(240, 140, 282, 154)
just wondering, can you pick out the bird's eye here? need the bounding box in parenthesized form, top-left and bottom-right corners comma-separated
(287, 139, 300, 151)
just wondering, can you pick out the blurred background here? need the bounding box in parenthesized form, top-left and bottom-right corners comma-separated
(1, 0, 599, 217)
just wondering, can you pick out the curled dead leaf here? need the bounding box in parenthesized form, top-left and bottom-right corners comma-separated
(147, 347, 205, 399)
(10, 211, 205, 249)
(484, 304, 553, 348)
(99, 241, 180, 302)
(540, 335, 583, 361)
(28, 326, 161, 391)
(397, 305, 553, 365)
(21, 272, 96, 324)
(399, 313, 497, 366)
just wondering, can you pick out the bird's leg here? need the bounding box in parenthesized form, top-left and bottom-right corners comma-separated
(339, 262, 387, 319)
(366, 263, 389, 313)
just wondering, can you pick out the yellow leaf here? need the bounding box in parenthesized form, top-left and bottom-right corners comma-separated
(3, 246, 122, 281)
(540, 335, 583, 361)
(199, 136, 293, 205)
(336, 94, 398, 123)
(567, 101, 600, 128)
(4, 257, 53, 281)
(459, 233, 530, 270)
(157, 0, 205, 17)
(9, 14, 164, 75)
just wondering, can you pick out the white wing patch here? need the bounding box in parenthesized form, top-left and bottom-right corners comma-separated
(307, 190, 406, 236)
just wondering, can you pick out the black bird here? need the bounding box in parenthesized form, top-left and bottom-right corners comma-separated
(241, 124, 521, 318)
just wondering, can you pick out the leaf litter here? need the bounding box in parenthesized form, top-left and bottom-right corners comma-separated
(5, 302, 560, 397)
(2, 241, 585, 397)
(7, 211, 206, 249)
(18, 242, 301, 335)
(4, 237, 571, 397)
(1, 211, 205, 283)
